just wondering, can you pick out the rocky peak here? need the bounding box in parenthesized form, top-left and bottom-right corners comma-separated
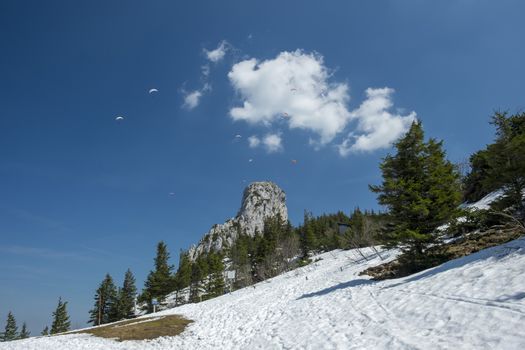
(188, 182, 288, 260)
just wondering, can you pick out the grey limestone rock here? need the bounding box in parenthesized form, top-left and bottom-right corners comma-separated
(188, 182, 287, 260)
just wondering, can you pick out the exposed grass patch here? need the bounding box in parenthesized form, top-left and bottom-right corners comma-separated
(74, 315, 193, 341)
(361, 225, 524, 280)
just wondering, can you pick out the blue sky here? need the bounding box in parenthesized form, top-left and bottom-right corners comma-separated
(1, 0, 524, 334)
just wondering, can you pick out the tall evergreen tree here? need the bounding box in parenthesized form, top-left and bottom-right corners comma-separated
(206, 253, 225, 298)
(2, 312, 18, 341)
(18, 322, 30, 339)
(370, 121, 461, 260)
(41, 326, 49, 336)
(464, 111, 525, 212)
(300, 212, 318, 258)
(485, 112, 525, 216)
(118, 269, 137, 319)
(141, 241, 176, 309)
(88, 274, 118, 325)
(174, 251, 192, 305)
(50, 298, 70, 334)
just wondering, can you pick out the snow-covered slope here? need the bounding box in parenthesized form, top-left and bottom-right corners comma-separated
(3, 240, 525, 350)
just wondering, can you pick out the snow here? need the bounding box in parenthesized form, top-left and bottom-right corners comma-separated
(2, 241, 525, 350)
(464, 189, 505, 211)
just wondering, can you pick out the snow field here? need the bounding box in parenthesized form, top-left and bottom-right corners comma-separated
(2, 240, 525, 350)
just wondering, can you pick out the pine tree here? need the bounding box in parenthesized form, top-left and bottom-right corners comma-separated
(174, 251, 192, 305)
(88, 274, 118, 325)
(118, 269, 137, 319)
(370, 121, 461, 262)
(206, 253, 225, 298)
(485, 112, 525, 216)
(18, 322, 30, 339)
(300, 212, 318, 258)
(142, 241, 176, 309)
(2, 312, 18, 341)
(50, 298, 70, 334)
(41, 326, 49, 336)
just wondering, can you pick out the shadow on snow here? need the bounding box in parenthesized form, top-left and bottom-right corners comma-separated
(297, 279, 375, 299)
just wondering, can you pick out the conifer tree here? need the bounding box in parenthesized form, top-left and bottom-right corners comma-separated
(50, 298, 70, 334)
(41, 326, 49, 336)
(206, 253, 225, 298)
(485, 112, 525, 216)
(18, 322, 30, 339)
(370, 121, 461, 261)
(2, 312, 18, 341)
(118, 269, 137, 319)
(142, 241, 176, 309)
(88, 274, 118, 325)
(300, 212, 318, 258)
(174, 251, 192, 305)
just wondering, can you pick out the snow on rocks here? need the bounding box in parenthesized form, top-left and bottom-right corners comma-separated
(3, 240, 525, 349)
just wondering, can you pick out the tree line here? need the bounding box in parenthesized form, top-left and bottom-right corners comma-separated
(1, 297, 70, 342)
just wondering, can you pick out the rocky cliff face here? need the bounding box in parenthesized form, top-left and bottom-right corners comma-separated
(188, 182, 288, 260)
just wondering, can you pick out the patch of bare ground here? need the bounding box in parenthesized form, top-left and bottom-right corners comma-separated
(72, 315, 193, 341)
(360, 225, 524, 280)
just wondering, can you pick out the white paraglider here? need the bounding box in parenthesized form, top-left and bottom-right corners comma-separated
(115, 116, 125, 121)
(235, 134, 242, 138)
(149, 88, 159, 94)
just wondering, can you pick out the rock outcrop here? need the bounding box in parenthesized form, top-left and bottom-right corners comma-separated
(188, 182, 287, 260)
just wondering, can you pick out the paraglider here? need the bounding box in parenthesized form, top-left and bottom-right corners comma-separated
(148, 88, 158, 94)
(291, 159, 298, 164)
(282, 112, 290, 118)
(115, 116, 125, 121)
(248, 158, 253, 163)
(235, 134, 242, 138)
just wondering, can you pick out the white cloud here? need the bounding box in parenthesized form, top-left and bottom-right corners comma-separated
(248, 135, 260, 148)
(228, 50, 351, 145)
(338, 88, 416, 155)
(204, 40, 229, 63)
(262, 133, 283, 153)
(182, 90, 202, 110)
(181, 83, 211, 110)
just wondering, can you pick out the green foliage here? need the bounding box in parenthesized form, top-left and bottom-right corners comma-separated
(370, 121, 461, 258)
(120, 269, 138, 319)
(89, 274, 118, 325)
(340, 208, 386, 250)
(41, 326, 49, 336)
(300, 213, 318, 257)
(464, 112, 525, 217)
(205, 253, 225, 298)
(51, 297, 70, 334)
(2, 312, 18, 341)
(141, 241, 177, 311)
(18, 322, 30, 339)
(444, 209, 506, 237)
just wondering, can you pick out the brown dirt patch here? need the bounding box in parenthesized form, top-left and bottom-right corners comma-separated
(360, 225, 523, 280)
(73, 315, 193, 341)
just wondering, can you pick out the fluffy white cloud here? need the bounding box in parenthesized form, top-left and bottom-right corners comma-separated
(338, 88, 416, 155)
(227, 49, 415, 155)
(204, 41, 229, 63)
(248, 135, 260, 148)
(228, 50, 351, 145)
(262, 133, 283, 153)
(182, 90, 203, 110)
